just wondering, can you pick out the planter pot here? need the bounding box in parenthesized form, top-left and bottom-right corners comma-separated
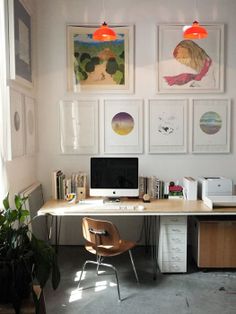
(0, 257, 32, 312)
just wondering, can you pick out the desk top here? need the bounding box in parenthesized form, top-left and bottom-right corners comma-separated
(38, 198, 236, 216)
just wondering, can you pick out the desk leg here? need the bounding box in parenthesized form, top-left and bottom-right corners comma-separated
(143, 216, 160, 280)
(55, 216, 62, 254)
(45, 215, 62, 254)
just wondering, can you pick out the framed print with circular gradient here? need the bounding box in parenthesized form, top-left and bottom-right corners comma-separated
(104, 99, 143, 154)
(191, 99, 231, 153)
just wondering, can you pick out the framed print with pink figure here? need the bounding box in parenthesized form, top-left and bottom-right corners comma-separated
(157, 24, 224, 93)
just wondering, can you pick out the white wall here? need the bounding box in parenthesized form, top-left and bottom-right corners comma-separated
(6, 0, 37, 199)
(35, 0, 236, 244)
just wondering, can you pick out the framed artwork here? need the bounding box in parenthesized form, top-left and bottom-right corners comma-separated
(191, 99, 231, 153)
(148, 99, 188, 153)
(8, 0, 33, 87)
(157, 24, 224, 93)
(67, 25, 134, 93)
(10, 88, 25, 158)
(104, 99, 143, 154)
(59, 99, 99, 154)
(25, 96, 36, 155)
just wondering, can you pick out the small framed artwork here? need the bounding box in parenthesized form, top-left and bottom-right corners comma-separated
(191, 99, 231, 153)
(104, 99, 143, 154)
(148, 99, 188, 153)
(10, 88, 25, 158)
(67, 25, 134, 93)
(8, 0, 33, 87)
(25, 96, 36, 155)
(157, 24, 224, 93)
(59, 99, 99, 154)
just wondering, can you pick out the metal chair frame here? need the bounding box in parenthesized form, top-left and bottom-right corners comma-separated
(78, 219, 139, 301)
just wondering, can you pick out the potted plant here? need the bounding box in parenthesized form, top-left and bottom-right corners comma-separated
(0, 193, 60, 313)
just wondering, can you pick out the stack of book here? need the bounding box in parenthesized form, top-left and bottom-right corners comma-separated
(139, 176, 164, 199)
(168, 182, 183, 199)
(51, 170, 87, 200)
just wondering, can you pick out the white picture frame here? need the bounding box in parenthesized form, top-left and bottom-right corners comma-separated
(67, 25, 134, 94)
(8, 0, 33, 88)
(25, 96, 36, 155)
(148, 99, 188, 154)
(59, 99, 99, 154)
(104, 99, 143, 154)
(10, 88, 25, 158)
(157, 24, 224, 93)
(191, 99, 231, 153)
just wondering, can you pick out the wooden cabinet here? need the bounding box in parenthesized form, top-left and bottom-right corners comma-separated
(191, 217, 236, 268)
(158, 216, 187, 273)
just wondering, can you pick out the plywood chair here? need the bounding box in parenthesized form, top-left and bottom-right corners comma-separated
(78, 217, 139, 301)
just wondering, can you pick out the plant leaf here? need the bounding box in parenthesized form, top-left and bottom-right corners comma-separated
(3, 193, 10, 210)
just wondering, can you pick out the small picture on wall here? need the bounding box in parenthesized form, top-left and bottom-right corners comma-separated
(67, 25, 134, 93)
(148, 99, 188, 153)
(191, 99, 231, 153)
(10, 88, 25, 158)
(157, 24, 224, 93)
(8, 0, 33, 87)
(104, 99, 143, 153)
(25, 96, 36, 155)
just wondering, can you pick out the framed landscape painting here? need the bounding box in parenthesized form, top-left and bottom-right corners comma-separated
(67, 25, 134, 93)
(157, 24, 224, 93)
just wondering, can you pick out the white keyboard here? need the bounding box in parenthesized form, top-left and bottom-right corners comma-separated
(103, 204, 135, 210)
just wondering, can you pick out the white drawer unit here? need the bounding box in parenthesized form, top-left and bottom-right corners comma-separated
(158, 215, 187, 273)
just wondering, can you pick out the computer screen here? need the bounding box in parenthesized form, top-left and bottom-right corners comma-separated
(90, 157, 139, 198)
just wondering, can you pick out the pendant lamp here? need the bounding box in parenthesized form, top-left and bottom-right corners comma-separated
(93, 0, 116, 41)
(93, 22, 116, 41)
(183, 21, 208, 39)
(183, 0, 208, 39)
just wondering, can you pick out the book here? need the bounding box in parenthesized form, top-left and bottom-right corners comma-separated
(183, 177, 197, 200)
(51, 170, 62, 200)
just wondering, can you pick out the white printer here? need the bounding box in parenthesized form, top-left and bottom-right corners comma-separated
(198, 177, 233, 200)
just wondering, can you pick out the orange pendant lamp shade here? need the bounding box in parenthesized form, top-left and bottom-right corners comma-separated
(93, 22, 117, 41)
(183, 21, 208, 39)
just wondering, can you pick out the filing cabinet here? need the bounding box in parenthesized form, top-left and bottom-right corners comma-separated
(158, 216, 187, 273)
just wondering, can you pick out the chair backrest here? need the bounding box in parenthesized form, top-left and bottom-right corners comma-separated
(82, 217, 120, 247)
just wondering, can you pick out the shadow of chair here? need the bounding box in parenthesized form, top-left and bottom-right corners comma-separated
(78, 217, 139, 301)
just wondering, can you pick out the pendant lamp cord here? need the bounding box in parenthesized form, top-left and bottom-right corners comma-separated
(102, 0, 105, 23)
(195, 0, 198, 21)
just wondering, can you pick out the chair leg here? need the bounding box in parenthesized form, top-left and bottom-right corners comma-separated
(78, 260, 90, 287)
(101, 262, 121, 301)
(78, 260, 121, 301)
(129, 250, 139, 283)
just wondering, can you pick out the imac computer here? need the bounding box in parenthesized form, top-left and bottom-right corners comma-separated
(90, 157, 139, 199)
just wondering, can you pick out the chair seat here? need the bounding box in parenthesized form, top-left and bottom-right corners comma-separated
(85, 239, 136, 257)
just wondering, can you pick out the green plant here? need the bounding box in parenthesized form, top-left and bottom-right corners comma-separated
(0, 193, 60, 313)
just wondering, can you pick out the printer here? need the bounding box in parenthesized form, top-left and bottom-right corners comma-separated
(198, 177, 233, 200)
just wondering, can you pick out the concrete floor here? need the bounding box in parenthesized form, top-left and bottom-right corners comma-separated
(44, 246, 236, 314)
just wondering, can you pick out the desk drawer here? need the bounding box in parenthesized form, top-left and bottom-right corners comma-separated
(161, 224, 186, 234)
(159, 262, 186, 273)
(161, 216, 186, 225)
(161, 234, 186, 251)
(161, 251, 186, 262)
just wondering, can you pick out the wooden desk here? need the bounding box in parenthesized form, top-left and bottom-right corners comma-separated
(38, 198, 236, 217)
(37, 198, 236, 274)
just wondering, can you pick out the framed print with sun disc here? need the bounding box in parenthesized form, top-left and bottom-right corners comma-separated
(104, 99, 143, 153)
